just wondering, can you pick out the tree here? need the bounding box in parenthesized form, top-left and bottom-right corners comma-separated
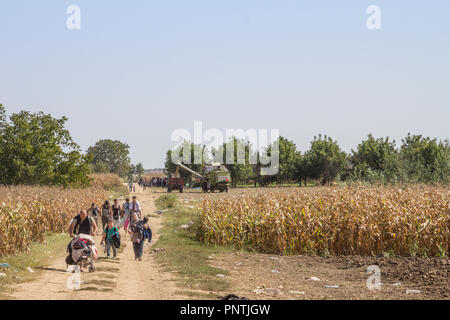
(87, 139, 131, 177)
(135, 163, 145, 178)
(275, 136, 297, 185)
(293, 151, 309, 186)
(399, 134, 450, 183)
(219, 137, 255, 187)
(128, 164, 136, 182)
(350, 134, 400, 183)
(305, 134, 347, 185)
(164, 141, 203, 183)
(0, 105, 91, 187)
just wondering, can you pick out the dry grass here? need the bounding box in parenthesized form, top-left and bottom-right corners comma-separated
(199, 186, 450, 257)
(0, 186, 106, 257)
(90, 173, 123, 189)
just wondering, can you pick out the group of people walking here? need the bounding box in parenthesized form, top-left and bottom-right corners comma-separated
(138, 176, 168, 189)
(68, 195, 152, 261)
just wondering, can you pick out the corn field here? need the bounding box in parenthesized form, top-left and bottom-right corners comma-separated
(200, 186, 450, 256)
(0, 186, 106, 257)
(90, 173, 123, 189)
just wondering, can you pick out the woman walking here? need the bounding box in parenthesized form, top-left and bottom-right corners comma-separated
(129, 213, 145, 261)
(101, 200, 112, 231)
(122, 198, 131, 233)
(112, 199, 121, 228)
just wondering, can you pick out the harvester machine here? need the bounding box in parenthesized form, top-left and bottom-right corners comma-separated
(168, 162, 231, 193)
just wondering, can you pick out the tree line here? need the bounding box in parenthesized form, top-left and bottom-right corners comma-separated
(1, 104, 448, 188)
(165, 133, 449, 186)
(0, 105, 143, 188)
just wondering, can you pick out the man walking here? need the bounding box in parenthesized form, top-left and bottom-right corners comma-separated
(130, 196, 142, 219)
(88, 203, 100, 233)
(69, 210, 98, 237)
(122, 198, 131, 232)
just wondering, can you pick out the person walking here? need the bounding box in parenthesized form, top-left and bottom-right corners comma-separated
(68, 210, 98, 237)
(101, 200, 112, 231)
(122, 198, 131, 232)
(142, 217, 152, 245)
(128, 213, 144, 261)
(130, 196, 142, 219)
(88, 203, 100, 234)
(112, 199, 121, 228)
(100, 219, 119, 259)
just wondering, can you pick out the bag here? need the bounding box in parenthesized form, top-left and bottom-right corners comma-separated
(90, 207, 99, 217)
(112, 232, 121, 249)
(65, 254, 76, 266)
(130, 222, 144, 243)
(102, 207, 110, 218)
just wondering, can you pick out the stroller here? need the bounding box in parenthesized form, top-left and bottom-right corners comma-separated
(66, 234, 98, 273)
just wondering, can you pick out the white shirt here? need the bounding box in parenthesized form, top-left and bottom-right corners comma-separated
(130, 200, 141, 213)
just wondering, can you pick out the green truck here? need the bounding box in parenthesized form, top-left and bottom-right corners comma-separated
(173, 163, 231, 193)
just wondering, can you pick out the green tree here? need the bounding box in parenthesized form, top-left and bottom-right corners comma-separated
(275, 136, 297, 185)
(293, 151, 309, 186)
(87, 139, 131, 177)
(0, 105, 91, 187)
(128, 164, 136, 182)
(136, 163, 145, 178)
(305, 134, 347, 185)
(218, 137, 255, 187)
(350, 134, 400, 183)
(164, 141, 203, 183)
(399, 134, 450, 183)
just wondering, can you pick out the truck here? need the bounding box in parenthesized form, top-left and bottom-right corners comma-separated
(167, 165, 185, 193)
(167, 162, 231, 193)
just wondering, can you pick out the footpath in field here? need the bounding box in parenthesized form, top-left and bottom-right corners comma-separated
(10, 188, 185, 300)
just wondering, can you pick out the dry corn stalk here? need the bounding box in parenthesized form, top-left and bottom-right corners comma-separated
(199, 186, 450, 256)
(0, 185, 107, 256)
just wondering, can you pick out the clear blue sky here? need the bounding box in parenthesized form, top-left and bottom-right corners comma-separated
(1, 1, 449, 168)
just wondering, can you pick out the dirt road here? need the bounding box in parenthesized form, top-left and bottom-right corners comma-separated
(11, 188, 185, 300)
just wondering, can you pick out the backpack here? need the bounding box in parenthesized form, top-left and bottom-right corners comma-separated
(102, 207, 110, 218)
(90, 207, 99, 217)
(105, 226, 121, 248)
(112, 231, 121, 249)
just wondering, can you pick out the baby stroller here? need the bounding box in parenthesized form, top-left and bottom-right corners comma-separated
(66, 234, 98, 273)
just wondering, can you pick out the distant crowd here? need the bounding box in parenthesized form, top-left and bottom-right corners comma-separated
(138, 177, 168, 189)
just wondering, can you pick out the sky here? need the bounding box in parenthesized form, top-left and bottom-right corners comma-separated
(1, 0, 449, 168)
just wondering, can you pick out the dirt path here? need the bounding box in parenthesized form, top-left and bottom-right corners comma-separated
(11, 188, 185, 300)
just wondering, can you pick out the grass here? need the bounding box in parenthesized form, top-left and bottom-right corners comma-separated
(155, 194, 178, 209)
(0, 232, 70, 299)
(153, 194, 233, 295)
